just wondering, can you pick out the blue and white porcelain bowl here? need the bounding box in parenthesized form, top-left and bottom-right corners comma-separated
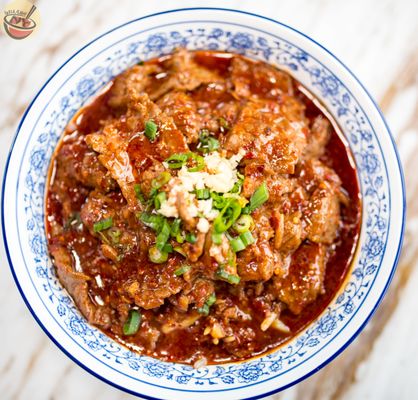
(2, 8, 405, 400)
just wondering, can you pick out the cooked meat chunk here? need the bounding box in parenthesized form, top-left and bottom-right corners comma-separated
(86, 93, 188, 209)
(157, 91, 204, 144)
(273, 243, 326, 314)
(305, 115, 331, 158)
(231, 56, 294, 99)
(50, 244, 112, 328)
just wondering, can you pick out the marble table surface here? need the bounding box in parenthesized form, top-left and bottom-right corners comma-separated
(1, 0, 417, 399)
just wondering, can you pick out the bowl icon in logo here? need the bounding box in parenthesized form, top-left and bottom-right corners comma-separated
(3, 14, 36, 39)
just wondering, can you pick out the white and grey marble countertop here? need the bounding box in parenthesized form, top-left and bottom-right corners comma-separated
(1, 0, 417, 399)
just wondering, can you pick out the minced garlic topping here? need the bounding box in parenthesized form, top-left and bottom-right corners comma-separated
(158, 150, 245, 231)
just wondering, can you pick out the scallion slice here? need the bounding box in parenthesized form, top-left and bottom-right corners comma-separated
(93, 217, 113, 232)
(240, 231, 255, 247)
(174, 264, 191, 276)
(213, 199, 242, 233)
(123, 309, 141, 335)
(196, 188, 210, 200)
(154, 191, 166, 209)
(148, 246, 168, 263)
(156, 219, 171, 250)
(139, 213, 164, 231)
(206, 293, 216, 306)
(197, 130, 220, 154)
(216, 268, 240, 285)
(188, 153, 205, 172)
(165, 153, 189, 169)
(134, 184, 146, 204)
(230, 237, 246, 252)
(145, 120, 158, 142)
(212, 232, 223, 245)
(244, 182, 269, 213)
(151, 171, 171, 190)
(185, 232, 197, 243)
(233, 214, 253, 233)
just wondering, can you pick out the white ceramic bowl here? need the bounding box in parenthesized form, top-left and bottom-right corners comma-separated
(2, 8, 405, 400)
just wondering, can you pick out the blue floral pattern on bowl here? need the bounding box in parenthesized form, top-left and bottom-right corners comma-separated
(3, 11, 403, 398)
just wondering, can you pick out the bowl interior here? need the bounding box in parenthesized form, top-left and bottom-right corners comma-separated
(2, 8, 404, 400)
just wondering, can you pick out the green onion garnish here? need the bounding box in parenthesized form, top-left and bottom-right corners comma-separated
(151, 172, 171, 190)
(162, 243, 173, 253)
(197, 130, 220, 154)
(185, 232, 197, 243)
(197, 293, 217, 315)
(154, 191, 166, 209)
(195, 188, 210, 200)
(233, 215, 253, 233)
(219, 117, 229, 131)
(206, 293, 216, 306)
(213, 199, 242, 233)
(156, 219, 171, 250)
(230, 237, 246, 252)
(244, 182, 269, 214)
(216, 267, 240, 285)
(148, 246, 168, 263)
(93, 217, 113, 232)
(212, 232, 223, 245)
(134, 184, 146, 204)
(198, 304, 210, 316)
(240, 231, 255, 247)
(139, 213, 164, 231)
(123, 309, 142, 335)
(108, 228, 121, 244)
(188, 153, 205, 172)
(173, 246, 186, 257)
(145, 120, 158, 142)
(170, 219, 181, 237)
(174, 264, 191, 276)
(165, 153, 189, 169)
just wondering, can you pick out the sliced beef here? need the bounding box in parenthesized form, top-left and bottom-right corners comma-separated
(230, 56, 294, 99)
(50, 244, 112, 328)
(157, 91, 203, 144)
(273, 242, 326, 314)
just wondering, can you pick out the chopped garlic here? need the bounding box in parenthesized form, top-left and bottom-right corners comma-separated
(197, 218, 210, 233)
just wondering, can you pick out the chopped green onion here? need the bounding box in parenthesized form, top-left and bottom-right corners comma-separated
(139, 213, 164, 231)
(162, 243, 173, 253)
(165, 153, 189, 169)
(198, 303, 210, 316)
(154, 191, 167, 209)
(123, 309, 141, 335)
(230, 179, 243, 194)
(156, 219, 171, 250)
(145, 120, 158, 142)
(240, 231, 255, 247)
(185, 232, 197, 243)
(212, 232, 223, 245)
(198, 293, 217, 315)
(188, 153, 205, 172)
(230, 237, 246, 252)
(233, 215, 253, 233)
(206, 293, 216, 306)
(148, 246, 168, 263)
(174, 264, 191, 276)
(197, 130, 220, 154)
(137, 60, 144, 65)
(93, 217, 113, 232)
(170, 219, 181, 237)
(195, 188, 210, 200)
(219, 117, 229, 130)
(216, 267, 240, 285)
(244, 182, 269, 213)
(173, 246, 186, 257)
(134, 184, 146, 204)
(213, 199, 242, 233)
(211, 192, 229, 210)
(108, 228, 121, 244)
(151, 172, 171, 190)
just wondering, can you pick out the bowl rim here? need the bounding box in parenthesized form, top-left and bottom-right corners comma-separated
(1, 7, 406, 400)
